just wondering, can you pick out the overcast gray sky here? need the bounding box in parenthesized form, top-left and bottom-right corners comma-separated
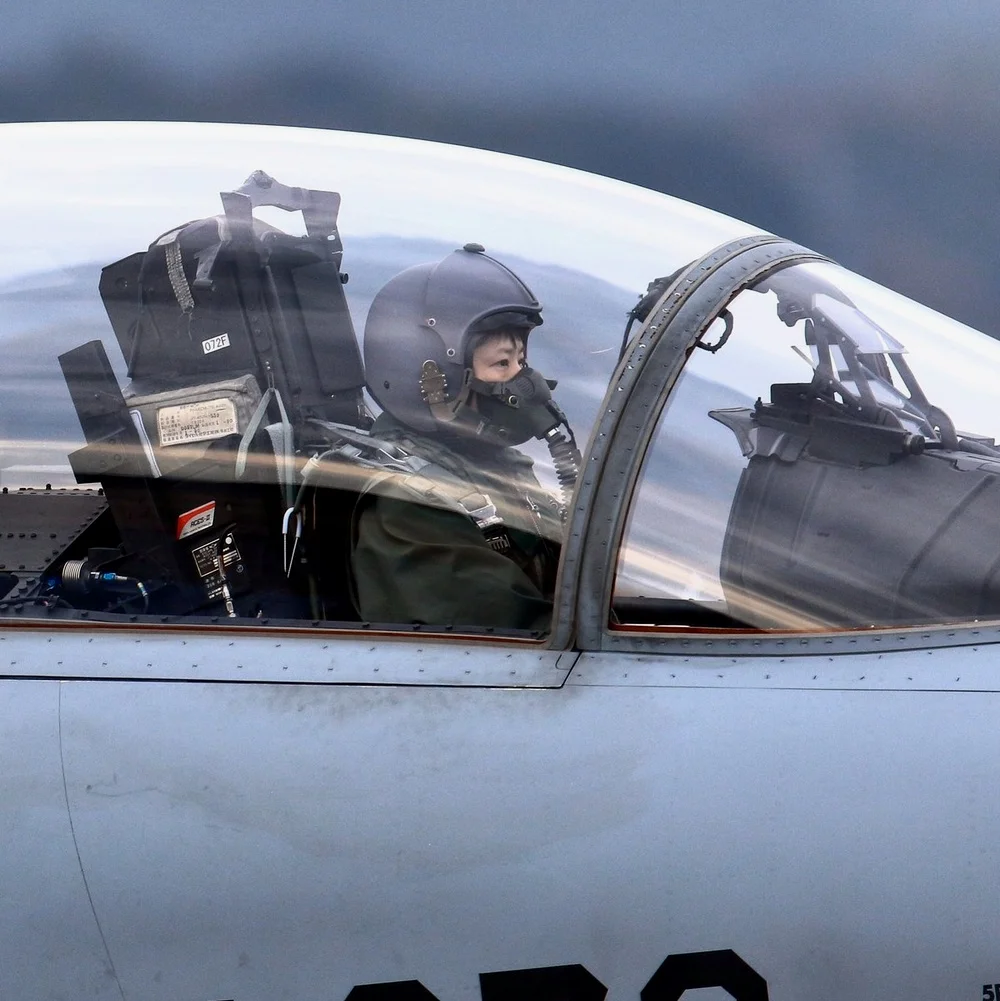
(6, 0, 1000, 104)
(3, 0, 1000, 329)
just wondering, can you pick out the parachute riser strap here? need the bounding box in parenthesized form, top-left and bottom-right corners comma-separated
(266, 385, 296, 511)
(234, 385, 296, 506)
(235, 387, 278, 479)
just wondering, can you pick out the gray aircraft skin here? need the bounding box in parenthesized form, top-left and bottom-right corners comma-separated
(3, 122, 1000, 1001)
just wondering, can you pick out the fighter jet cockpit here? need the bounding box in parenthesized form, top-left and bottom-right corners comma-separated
(4, 122, 1000, 643)
(2, 122, 719, 636)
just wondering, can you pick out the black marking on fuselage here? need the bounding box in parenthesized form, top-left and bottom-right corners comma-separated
(345, 981, 441, 1001)
(340, 949, 768, 1000)
(641, 949, 769, 1000)
(480, 963, 607, 1001)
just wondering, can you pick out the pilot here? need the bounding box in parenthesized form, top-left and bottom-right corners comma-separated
(353, 244, 579, 631)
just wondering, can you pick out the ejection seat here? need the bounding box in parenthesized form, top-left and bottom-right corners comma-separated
(59, 172, 371, 621)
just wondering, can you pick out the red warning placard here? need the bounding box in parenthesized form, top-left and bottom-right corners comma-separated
(176, 501, 216, 540)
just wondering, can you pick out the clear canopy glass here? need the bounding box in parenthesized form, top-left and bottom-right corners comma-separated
(1, 122, 757, 486)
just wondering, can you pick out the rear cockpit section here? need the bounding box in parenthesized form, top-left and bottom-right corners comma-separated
(50, 172, 372, 621)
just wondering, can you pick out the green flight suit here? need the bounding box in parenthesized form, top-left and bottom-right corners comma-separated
(351, 414, 561, 632)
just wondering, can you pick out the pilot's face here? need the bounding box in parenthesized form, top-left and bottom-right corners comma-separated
(471, 332, 526, 383)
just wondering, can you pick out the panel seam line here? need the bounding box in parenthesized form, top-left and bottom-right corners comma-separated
(58, 682, 126, 1001)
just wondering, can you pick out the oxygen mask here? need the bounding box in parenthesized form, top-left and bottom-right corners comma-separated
(469, 366, 561, 445)
(469, 367, 581, 520)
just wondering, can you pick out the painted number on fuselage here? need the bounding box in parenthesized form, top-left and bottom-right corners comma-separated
(642, 951, 768, 1001)
(480, 965, 607, 1000)
(346, 984, 439, 1001)
(343, 950, 768, 1000)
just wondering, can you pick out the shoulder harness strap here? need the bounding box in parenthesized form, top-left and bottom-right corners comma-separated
(305, 420, 510, 544)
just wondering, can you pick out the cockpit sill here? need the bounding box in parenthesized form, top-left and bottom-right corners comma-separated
(0, 608, 547, 642)
(5, 604, 1000, 660)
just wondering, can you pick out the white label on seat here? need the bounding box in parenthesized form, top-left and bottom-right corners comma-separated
(157, 398, 238, 446)
(202, 333, 231, 354)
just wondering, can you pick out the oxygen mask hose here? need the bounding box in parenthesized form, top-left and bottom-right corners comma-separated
(544, 426, 581, 521)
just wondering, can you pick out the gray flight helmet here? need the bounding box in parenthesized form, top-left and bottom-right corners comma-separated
(364, 244, 542, 434)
